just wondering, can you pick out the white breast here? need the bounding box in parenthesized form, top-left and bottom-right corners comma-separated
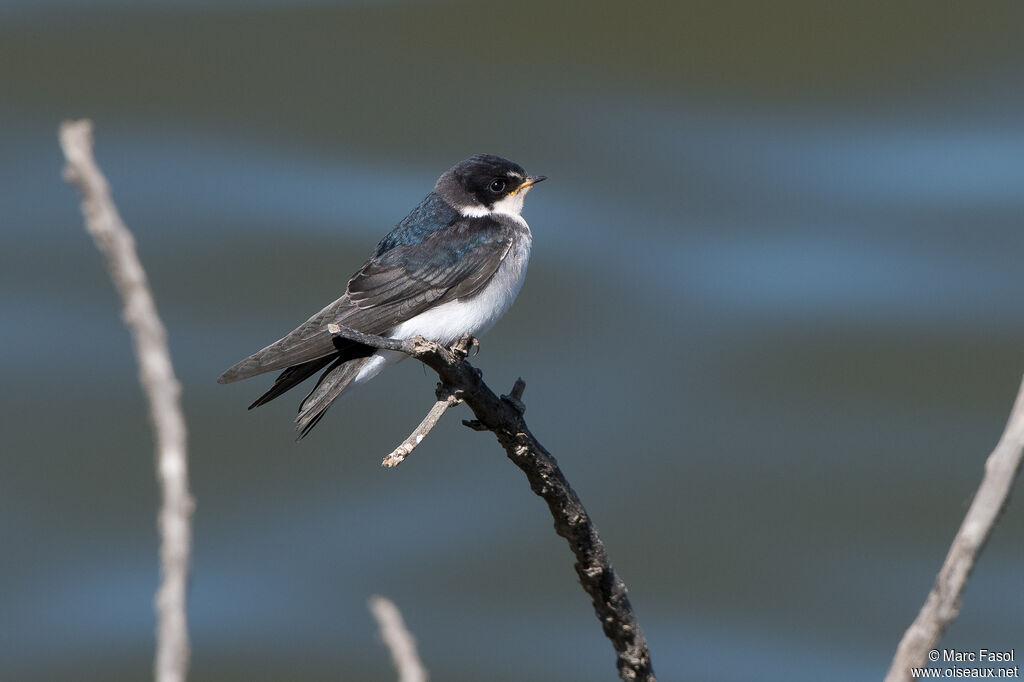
(391, 224, 532, 343)
(351, 222, 532, 386)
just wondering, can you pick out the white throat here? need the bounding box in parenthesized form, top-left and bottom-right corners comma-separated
(460, 187, 531, 220)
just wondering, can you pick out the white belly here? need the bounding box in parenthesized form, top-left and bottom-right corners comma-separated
(353, 228, 532, 385)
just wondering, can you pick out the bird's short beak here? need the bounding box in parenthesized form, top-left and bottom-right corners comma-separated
(511, 175, 547, 195)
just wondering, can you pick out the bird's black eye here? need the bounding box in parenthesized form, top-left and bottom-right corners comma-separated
(489, 179, 506, 193)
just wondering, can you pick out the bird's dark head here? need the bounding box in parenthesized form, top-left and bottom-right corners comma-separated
(435, 154, 546, 218)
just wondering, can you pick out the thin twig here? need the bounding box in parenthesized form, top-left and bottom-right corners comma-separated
(328, 322, 410, 352)
(368, 596, 429, 682)
(884, 375, 1024, 682)
(60, 119, 194, 682)
(382, 392, 461, 467)
(329, 324, 465, 467)
(331, 325, 655, 681)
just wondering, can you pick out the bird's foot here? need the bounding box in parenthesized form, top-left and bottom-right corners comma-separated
(452, 333, 480, 358)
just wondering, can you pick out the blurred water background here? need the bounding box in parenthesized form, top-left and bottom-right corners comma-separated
(2, 2, 1023, 680)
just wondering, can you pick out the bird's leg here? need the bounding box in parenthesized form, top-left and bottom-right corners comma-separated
(452, 333, 480, 358)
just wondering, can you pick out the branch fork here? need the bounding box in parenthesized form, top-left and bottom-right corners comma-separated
(381, 388, 462, 467)
(328, 324, 477, 467)
(328, 322, 656, 682)
(63, 120, 1024, 682)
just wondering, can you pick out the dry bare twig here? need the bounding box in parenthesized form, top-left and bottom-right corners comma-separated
(326, 322, 460, 467)
(56, 119, 1020, 682)
(885, 375, 1024, 682)
(368, 596, 429, 682)
(332, 325, 655, 682)
(381, 393, 461, 467)
(59, 119, 194, 682)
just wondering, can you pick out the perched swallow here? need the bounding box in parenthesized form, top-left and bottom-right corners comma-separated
(218, 154, 545, 437)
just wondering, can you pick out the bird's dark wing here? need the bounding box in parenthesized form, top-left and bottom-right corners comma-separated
(347, 216, 514, 315)
(217, 215, 513, 384)
(217, 297, 364, 384)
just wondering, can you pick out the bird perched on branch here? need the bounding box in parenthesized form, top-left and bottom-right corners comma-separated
(218, 154, 546, 437)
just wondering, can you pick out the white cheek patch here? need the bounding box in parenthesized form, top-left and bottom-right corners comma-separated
(491, 190, 528, 218)
(460, 204, 491, 218)
(459, 185, 533, 220)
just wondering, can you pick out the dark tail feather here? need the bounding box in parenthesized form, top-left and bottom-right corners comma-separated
(248, 356, 335, 409)
(246, 339, 375, 413)
(295, 355, 374, 438)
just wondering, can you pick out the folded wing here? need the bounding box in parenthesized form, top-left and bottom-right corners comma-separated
(217, 215, 513, 384)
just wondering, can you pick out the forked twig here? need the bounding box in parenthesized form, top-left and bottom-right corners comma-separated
(331, 324, 655, 681)
(382, 392, 461, 467)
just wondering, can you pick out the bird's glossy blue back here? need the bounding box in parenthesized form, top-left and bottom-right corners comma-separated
(373, 192, 459, 257)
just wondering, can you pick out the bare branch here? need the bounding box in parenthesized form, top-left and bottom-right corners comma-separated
(383, 391, 461, 467)
(328, 322, 411, 353)
(885, 375, 1024, 682)
(368, 596, 429, 682)
(333, 325, 655, 681)
(59, 119, 194, 682)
